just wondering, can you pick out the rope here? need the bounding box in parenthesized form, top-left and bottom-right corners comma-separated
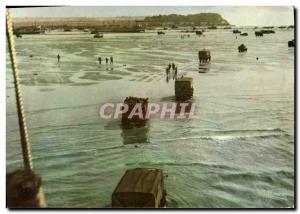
(6, 10, 33, 171)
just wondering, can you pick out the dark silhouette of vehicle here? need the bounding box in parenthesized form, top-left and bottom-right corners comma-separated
(198, 49, 211, 63)
(255, 31, 263, 37)
(238, 44, 247, 52)
(175, 77, 194, 100)
(112, 168, 166, 208)
(288, 39, 295, 47)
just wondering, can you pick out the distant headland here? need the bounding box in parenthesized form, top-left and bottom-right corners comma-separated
(13, 13, 230, 32)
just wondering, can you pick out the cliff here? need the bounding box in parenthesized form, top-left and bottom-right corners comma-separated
(144, 13, 230, 26)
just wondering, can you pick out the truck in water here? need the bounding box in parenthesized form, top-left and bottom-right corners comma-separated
(175, 77, 194, 100)
(112, 168, 166, 208)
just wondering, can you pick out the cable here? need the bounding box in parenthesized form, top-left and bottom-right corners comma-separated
(6, 10, 33, 171)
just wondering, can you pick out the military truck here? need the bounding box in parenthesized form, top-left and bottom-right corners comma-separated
(122, 96, 148, 127)
(238, 44, 247, 52)
(94, 33, 103, 38)
(198, 49, 211, 63)
(233, 29, 241, 34)
(175, 77, 194, 100)
(240, 32, 248, 36)
(195, 30, 202, 35)
(288, 39, 295, 47)
(15, 33, 22, 38)
(112, 168, 166, 208)
(255, 31, 263, 37)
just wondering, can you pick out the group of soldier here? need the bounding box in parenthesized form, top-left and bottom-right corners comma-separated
(98, 56, 114, 65)
(166, 63, 178, 82)
(56, 54, 114, 65)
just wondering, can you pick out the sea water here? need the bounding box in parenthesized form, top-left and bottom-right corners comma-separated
(6, 29, 294, 208)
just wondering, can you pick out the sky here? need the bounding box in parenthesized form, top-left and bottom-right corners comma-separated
(10, 6, 294, 26)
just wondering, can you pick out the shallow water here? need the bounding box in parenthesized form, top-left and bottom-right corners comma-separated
(6, 29, 294, 208)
